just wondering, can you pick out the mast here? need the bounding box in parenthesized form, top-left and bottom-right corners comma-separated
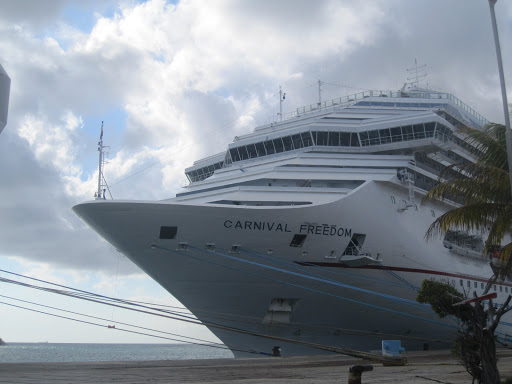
(279, 86, 286, 122)
(318, 80, 322, 108)
(406, 58, 427, 89)
(95, 122, 106, 200)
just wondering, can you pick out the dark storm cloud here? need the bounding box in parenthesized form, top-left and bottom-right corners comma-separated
(0, 130, 138, 274)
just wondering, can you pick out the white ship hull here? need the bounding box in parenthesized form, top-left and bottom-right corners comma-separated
(74, 180, 512, 356)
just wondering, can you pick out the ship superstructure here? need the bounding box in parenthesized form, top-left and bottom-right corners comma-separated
(73, 86, 512, 357)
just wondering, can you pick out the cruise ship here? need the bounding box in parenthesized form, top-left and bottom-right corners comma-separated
(73, 85, 512, 357)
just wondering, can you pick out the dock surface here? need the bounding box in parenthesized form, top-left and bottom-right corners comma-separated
(1, 349, 512, 383)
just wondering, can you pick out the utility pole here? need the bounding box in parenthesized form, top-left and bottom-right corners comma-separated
(488, 0, 512, 198)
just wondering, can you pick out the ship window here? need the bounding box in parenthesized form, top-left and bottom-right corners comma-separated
(230, 245, 241, 254)
(255, 142, 266, 156)
(264, 140, 275, 155)
(316, 131, 328, 145)
(246, 144, 257, 159)
(291, 134, 304, 149)
(359, 131, 369, 146)
(160, 226, 178, 239)
(390, 196, 396, 204)
(390, 127, 402, 142)
(500, 286, 503, 292)
(413, 124, 425, 139)
(494, 285, 497, 291)
(340, 132, 350, 146)
(474, 282, 478, 288)
(379, 128, 391, 144)
(506, 287, 509, 293)
(289, 234, 307, 248)
(368, 130, 379, 145)
(351, 132, 360, 147)
(273, 138, 285, 153)
(282, 136, 293, 151)
(481, 282, 485, 289)
(460, 279, 463, 287)
(402, 125, 413, 141)
(467, 280, 470, 288)
(425, 122, 436, 137)
(302, 132, 313, 147)
(229, 148, 240, 162)
(328, 131, 340, 146)
(239, 145, 249, 160)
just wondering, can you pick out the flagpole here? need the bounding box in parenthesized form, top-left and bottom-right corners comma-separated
(488, 0, 512, 198)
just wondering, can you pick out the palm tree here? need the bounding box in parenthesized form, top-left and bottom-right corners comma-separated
(424, 123, 512, 278)
(421, 123, 512, 384)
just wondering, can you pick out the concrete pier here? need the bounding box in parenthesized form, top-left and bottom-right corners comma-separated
(1, 349, 511, 383)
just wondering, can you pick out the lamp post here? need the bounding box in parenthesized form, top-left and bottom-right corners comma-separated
(488, 0, 512, 198)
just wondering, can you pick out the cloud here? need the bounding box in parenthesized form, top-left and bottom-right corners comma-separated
(0, 0, 511, 278)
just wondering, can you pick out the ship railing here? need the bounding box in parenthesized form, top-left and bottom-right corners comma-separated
(267, 89, 488, 127)
(359, 130, 455, 147)
(341, 246, 372, 257)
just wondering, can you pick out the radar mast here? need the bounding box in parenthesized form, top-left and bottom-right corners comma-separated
(95, 122, 110, 200)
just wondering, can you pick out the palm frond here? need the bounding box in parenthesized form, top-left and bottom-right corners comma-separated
(485, 206, 512, 251)
(458, 124, 508, 171)
(425, 203, 510, 241)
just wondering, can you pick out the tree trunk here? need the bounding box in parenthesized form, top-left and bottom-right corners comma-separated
(479, 330, 499, 384)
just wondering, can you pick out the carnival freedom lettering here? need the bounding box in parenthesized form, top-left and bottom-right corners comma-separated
(223, 220, 292, 232)
(223, 220, 352, 237)
(299, 224, 352, 237)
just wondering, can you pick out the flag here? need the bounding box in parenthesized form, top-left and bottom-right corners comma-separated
(100, 122, 103, 141)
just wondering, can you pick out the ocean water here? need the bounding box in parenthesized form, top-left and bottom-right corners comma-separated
(0, 343, 234, 363)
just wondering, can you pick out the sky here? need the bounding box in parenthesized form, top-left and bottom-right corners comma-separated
(0, 0, 511, 346)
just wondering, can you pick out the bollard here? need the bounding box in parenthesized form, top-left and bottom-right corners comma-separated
(348, 365, 373, 384)
(271, 346, 281, 357)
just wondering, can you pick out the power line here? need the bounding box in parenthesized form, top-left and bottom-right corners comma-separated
(0, 267, 458, 351)
(0, 301, 249, 353)
(0, 294, 225, 347)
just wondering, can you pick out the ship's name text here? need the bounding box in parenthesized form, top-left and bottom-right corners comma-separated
(223, 220, 292, 232)
(223, 220, 352, 237)
(299, 224, 352, 237)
